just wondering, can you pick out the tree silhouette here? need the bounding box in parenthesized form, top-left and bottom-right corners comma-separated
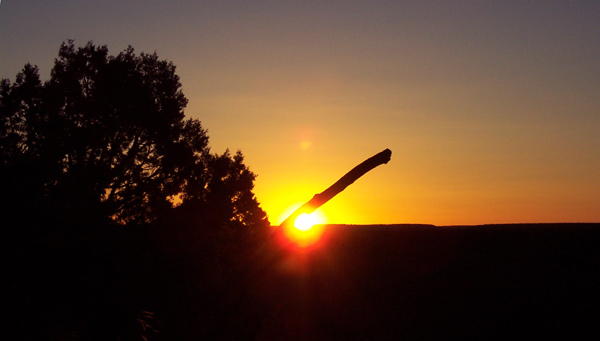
(1, 40, 268, 230)
(2, 40, 273, 339)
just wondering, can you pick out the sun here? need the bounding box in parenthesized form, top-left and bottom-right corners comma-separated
(294, 213, 319, 231)
(279, 208, 328, 248)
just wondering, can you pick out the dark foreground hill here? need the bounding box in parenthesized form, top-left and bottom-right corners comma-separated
(8, 223, 600, 339)
(256, 223, 600, 339)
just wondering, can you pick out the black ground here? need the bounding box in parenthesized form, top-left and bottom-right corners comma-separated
(8, 223, 600, 339)
(257, 223, 600, 339)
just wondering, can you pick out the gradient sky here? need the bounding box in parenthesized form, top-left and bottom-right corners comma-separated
(2, 1, 599, 225)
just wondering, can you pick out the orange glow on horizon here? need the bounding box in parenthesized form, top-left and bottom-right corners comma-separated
(294, 213, 320, 231)
(278, 205, 328, 247)
(283, 222, 326, 248)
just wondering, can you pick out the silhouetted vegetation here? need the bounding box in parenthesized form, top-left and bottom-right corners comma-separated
(2, 41, 270, 339)
(1, 40, 268, 228)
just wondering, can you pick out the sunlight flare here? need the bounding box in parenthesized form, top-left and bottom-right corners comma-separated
(294, 213, 319, 231)
(279, 205, 328, 247)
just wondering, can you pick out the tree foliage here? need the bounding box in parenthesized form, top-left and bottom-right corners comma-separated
(0, 40, 269, 229)
(3, 41, 273, 339)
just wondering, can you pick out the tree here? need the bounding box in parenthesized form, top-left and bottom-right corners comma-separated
(2, 40, 271, 339)
(0, 40, 269, 230)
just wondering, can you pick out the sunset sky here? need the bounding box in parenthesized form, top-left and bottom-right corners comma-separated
(1, 1, 599, 225)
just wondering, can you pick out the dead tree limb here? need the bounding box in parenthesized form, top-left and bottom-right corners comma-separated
(279, 148, 392, 227)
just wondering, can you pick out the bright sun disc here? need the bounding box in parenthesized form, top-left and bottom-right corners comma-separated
(281, 209, 328, 247)
(294, 213, 318, 231)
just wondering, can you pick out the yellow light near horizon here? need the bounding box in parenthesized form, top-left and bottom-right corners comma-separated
(279, 206, 328, 247)
(276, 202, 326, 225)
(285, 222, 325, 247)
(294, 213, 319, 231)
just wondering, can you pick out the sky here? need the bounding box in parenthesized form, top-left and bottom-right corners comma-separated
(1, 1, 599, 225)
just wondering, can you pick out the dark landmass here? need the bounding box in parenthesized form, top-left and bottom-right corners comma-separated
(8, 223, 600, 339)
(257, 223, 600, 339)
